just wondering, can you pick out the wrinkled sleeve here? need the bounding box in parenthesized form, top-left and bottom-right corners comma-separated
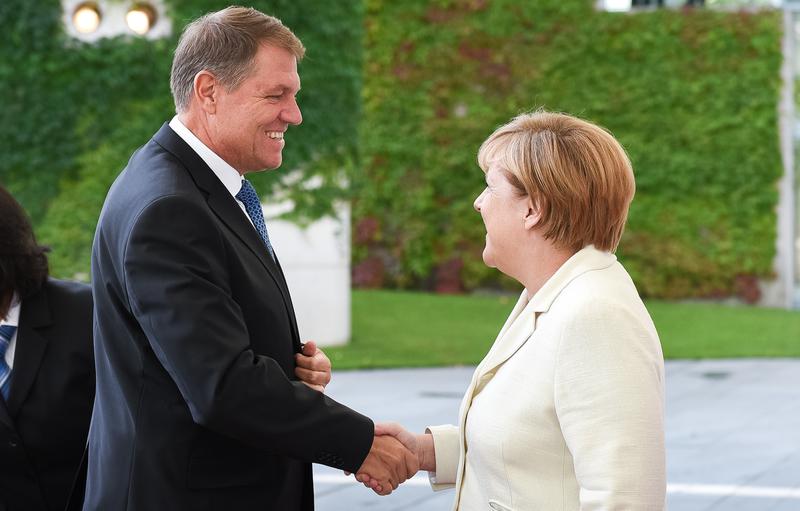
(426, 424, 460, 490)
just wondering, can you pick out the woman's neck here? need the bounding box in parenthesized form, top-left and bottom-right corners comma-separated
(518, 243, 576, 299)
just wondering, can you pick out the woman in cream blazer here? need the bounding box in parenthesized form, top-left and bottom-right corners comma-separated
(426, 244, 665, 510)
(364, 111, 666, 510)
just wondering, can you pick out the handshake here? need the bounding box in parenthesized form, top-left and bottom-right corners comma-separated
(347, 423, 436, 495)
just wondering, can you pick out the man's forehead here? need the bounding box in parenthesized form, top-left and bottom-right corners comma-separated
(250, 46, 301, 88)
(252, 72, 300, 92)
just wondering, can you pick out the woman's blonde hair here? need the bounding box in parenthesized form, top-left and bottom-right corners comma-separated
(477, 110, 635, 252)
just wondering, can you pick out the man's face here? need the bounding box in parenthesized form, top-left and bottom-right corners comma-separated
(209, 44, 302, 173)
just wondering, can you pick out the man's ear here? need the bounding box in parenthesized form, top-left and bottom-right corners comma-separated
(523, 198, 542, 230)
(193, 71, 218, 114)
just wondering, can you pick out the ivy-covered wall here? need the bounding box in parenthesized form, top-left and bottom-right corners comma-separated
(1, 0, 784, 300)
(0, 0, 362, 278)
(353, 0, 783, 299)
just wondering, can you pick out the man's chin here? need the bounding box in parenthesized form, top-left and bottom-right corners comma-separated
(246, 159, 283, 174)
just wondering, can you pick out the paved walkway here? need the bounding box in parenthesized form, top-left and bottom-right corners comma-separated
(312, 360, 800, 510)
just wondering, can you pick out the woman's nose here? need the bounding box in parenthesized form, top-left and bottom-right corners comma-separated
(474, 189, 485, 212)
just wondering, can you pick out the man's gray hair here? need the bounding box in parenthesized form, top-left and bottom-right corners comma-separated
(170, 6, 305, 113)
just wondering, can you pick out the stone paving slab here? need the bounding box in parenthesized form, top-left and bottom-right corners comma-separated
(313, 360, 800, 510)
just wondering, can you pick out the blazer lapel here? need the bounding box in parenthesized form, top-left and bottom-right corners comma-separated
(476, 300, 537, 380)
(450, 295, 537, 510)
(472, 246, 620, 392)
(152, 124, 300, 345)
(6, 287, 51, 417)
(466, 294, 538, 401)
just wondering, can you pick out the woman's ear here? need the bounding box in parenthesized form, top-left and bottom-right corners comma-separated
(523, 199, 541, 230)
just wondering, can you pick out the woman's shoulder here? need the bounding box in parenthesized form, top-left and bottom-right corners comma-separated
(552, 261, 641, 312)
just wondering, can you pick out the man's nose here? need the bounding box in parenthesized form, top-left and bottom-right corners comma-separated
(283, 98, 302, 126)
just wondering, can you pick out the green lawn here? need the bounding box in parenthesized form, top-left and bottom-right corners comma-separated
(324, 290, 800, 369)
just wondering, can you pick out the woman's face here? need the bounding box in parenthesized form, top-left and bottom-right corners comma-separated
(473, 164, 532, 271)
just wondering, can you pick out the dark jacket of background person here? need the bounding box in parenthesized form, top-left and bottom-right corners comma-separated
(0, 280, 94, 511)
(84, 124, 374, 511)
(0, 185, 95, 511)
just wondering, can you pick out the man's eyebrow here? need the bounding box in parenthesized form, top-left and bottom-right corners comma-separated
(261, 85, 301, 95)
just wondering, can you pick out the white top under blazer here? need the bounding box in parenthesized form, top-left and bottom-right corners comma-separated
(428, 245, 666, 511)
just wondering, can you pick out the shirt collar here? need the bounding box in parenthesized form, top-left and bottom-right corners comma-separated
(169, 116, 244, 198)
(0, 293, 21, 328)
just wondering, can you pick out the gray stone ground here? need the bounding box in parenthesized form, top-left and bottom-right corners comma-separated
(312, 360, 800, 510)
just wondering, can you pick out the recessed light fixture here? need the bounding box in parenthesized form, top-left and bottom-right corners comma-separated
(63, 0, 171, 42)
(72, 2, 101, 34)
(126, 3, 156, 35)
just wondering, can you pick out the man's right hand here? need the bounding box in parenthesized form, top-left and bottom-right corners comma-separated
(353, 433, 419, 495)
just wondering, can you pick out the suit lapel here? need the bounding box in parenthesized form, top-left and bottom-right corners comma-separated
(273, 259, 301, 345)
(0, 393, 12, 430)
(152, 124, 300, 344)
(6, 287, 51, 417)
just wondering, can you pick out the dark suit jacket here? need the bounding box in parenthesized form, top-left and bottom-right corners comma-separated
(85, 123, 374, 511)
(0, 279, 94, 511)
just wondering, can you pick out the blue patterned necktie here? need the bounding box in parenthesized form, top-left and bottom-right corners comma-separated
(235, 179, 276, 261)
(0, 324, 16, 401)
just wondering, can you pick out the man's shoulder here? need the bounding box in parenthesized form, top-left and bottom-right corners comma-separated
(101, 136, 204, 226)
(119, 136, 196, 196)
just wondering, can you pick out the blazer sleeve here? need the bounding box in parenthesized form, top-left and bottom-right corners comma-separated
(122, 194, 373, 472)
(426, 424, 460, 489)
(554, 300, 666, 510)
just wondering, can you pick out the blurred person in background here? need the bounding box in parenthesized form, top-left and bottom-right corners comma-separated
(361, 111, 666, 510)
(0, 185, 94, 511)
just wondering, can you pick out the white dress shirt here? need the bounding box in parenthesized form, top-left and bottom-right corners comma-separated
(168, 117, 256, 228)
(1, 293, 21, 369)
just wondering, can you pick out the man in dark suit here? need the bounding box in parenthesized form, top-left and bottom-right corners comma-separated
(85, 7, 415, 510)
(0, 186, 94, 511)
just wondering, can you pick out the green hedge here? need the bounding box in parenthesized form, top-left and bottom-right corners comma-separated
(0, 0, 362, 278)
(354, 0, 783, 299)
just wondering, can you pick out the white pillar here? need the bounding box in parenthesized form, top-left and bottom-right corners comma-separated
(770, 9, 798, 308)
(263, 201, 351, 346)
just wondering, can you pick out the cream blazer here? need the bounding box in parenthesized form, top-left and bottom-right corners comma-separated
(428, 246, 665, 511)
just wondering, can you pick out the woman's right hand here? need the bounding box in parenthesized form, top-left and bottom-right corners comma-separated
(374, 422, 436, 472)
(353, 422, 438, 494)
